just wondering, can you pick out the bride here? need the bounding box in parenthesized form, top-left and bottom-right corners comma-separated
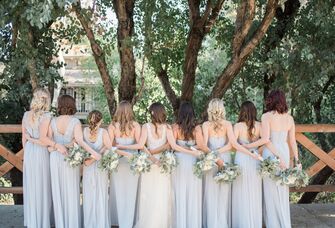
(117, 102, 198, 228)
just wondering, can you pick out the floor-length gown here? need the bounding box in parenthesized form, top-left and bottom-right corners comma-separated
(23, 111, 52, 228)
(232, 138, 262, 228)
(172, 140, 202, 228)
(111, 137, 139, 228)
(83, 128, 110, 228)
(203, 137, 231, 228)
(50, 117, 81, 228)
(263, 131, 291, 228)
(134, 124, 172, 228)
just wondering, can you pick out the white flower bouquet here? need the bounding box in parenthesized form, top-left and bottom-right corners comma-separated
(129, 152, 152, 175)
(214, 163, 241, 184)
(98, 147, 120, 173)
(276, 167, 309, 188)
(64, 143, 90, 167)
(159, 150, 178, 174)
(193, 151, 218, 178)
(258, 157, 280, 179)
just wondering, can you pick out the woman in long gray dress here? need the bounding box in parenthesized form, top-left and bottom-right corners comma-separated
(245, 90, 301, 228)
(202, 99, 262, 228)
(22, 88, 53, 228)
(40, 95, 101, 228)
(171, 101, 205, 228)
(232, 101, 262, 228)
(108, 101, 141, 228)
(117, 102, 198, 228)
(82, 110, 112, 228)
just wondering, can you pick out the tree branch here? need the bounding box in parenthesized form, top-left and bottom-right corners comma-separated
(74, 3, 116, 116)
(131, 57, 146, 106)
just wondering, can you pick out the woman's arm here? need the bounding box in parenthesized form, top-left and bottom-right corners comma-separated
(195, 126, 210, 153)
(22, 125, 27, 149)
(216, 143, 233, 154)
(201, 122, 211, 152)
(244, 114, 271, 148)
(166, 127, 200, 157)
(39, 117, 67, 154)
(226, 121, 262, 160)
(107, 124, 115, 146)
(73, 123, 101, 160)
(116, 124, 147, 150)
(288, 117, 300, 168)
(102, 129, 132, 158)
(149, 143, 170, 155)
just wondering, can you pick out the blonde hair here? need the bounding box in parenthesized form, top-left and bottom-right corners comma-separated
(207, 98, 226, 131)
(113, 101, 135, 136)
(29, 88, 51, 124)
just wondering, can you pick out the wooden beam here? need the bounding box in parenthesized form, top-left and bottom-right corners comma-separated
(0, 144, 23, 172)
(296, 133, 335, 171)
(0, 187, 23, 194)
(0, 149, 24, 177)
(0, 125, 21, 133)
(290, 185, 335, 193)
(295, 124, 335, 133)
(306, 148, 335, 177)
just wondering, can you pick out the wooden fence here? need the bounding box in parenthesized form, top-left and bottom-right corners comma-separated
(0, 124, 334, 194)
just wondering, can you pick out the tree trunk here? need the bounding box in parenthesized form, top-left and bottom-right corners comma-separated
(74, 5, 117, 116)
(262, 0, 301, 102)
(113, 0, 137, 102)
(181, 21, 205, 101)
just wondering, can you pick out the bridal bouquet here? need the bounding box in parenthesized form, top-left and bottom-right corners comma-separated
(129, 152, 152, 175)
(214, 163, 241, 184)
(159, 150, 178, 174)
(193, 151, 218, 178)
(64, 143, 90, 167)
(258, 157, 281, 179)
(98, 147, 121, 173)
(276, 167, 309, 188)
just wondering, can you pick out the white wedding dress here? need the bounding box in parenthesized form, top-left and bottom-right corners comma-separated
(134, 123, 172, 228)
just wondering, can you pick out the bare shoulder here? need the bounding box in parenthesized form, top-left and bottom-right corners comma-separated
(108, 123, 116, 131)
(261, 112, 272, 121)
(133, 121, 141, 129)
(223, 120, 233, 128)
(195, 125, 202, 132)
(202, 121, 210, 127)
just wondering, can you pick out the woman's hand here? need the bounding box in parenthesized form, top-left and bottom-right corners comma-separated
(84, 158, 95, 166)
(55, 143, 68, 155)
(216, 159, 225, 168)
(279, 159, 288, 170)
(150, 156, 160, 166)
(251, 153, 263, 161)
(91, 152, 102, 161)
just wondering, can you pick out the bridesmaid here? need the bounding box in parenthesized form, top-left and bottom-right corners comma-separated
(202, 98, 262, 228)
(171, 101, 205, 228)
(22, 88, 53, 228)
(232, 101, 262, 228)
(82, 110, 112, 228)
(117, 102, 198, 228)
(245, 90, 300, 228)
(108, 101, 141, 228)
(41, 95, 101, 228)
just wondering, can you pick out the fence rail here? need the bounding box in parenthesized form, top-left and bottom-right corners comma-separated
(0, 124, 334, 194)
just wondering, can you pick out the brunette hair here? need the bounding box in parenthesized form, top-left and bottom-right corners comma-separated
(87, 110, 103, 137)
(238, 101, 257, 140)
(207, 98, 226, 131)
(176, 101, 196, 140)
(149, 102, 167, 134)
(57, 95, 77, 115)
(265, 90, 288, 114)
(113, 101, 135, 135)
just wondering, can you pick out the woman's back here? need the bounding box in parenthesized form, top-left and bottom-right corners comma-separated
(51, 116, 79, 145)
(83, 127, 104, 152)
(146, 123, 167, 150)
(234, 121, 261, 144)
(22, 111, 51, 138)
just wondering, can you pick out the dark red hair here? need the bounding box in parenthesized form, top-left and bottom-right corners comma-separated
(265, 90, 288, 114)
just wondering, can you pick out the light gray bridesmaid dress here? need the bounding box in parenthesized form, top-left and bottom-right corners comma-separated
(232, 138, 262, 228)
(173, 139, 202, 228)
(111, 137, 139, 228)
(83, 128, 110, 228)
(203, 137, 231, 228)
(23, 111, 52, 228)
(50, 117, 81, 228)
(263, 131, 291, 228)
